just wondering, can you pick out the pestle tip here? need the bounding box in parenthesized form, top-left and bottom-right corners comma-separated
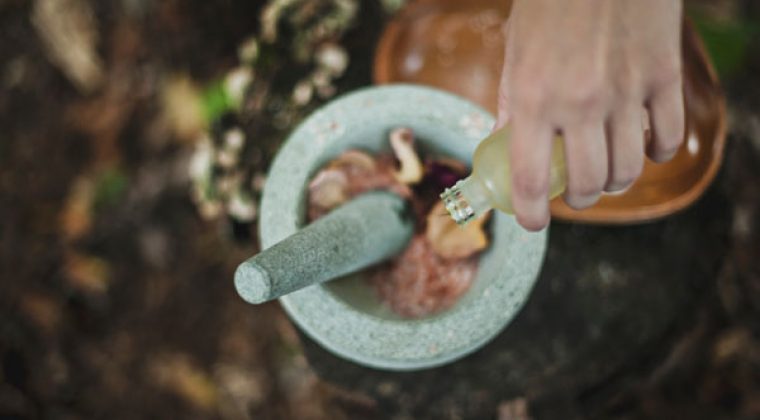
(234, 261, 272, 304)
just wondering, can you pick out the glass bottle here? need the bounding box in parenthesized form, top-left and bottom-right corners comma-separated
(441, 125, 567, 225)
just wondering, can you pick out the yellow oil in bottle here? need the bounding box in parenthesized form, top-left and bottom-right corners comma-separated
(441, 125, 567, 225)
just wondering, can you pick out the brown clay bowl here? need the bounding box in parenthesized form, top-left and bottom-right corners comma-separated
(373, 0, 727, 224)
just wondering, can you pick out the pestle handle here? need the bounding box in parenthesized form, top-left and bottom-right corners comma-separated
(234, 191, 414, 304)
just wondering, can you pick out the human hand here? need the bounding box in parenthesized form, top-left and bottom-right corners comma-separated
(497, 0, 685, 230)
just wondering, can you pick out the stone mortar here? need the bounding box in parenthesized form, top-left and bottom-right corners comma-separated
(259, 84, 548, 370)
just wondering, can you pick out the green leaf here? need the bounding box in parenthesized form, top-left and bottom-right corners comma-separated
(93, 167, 129, 211)
(201, 80, 233, 124)
(690, 14, 760, 78)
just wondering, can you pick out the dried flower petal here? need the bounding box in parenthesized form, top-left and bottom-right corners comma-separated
(224, 128, 245, 151)
(216, 149, 238, 168)
(311, 68, 331, 88)
(63, 251, 110, 294)
(189, 135, 214, 180)
(227, 190, 257, 222)
(292, 80, 314, 105)
(225, 67, 253, 109)
(389, 127, 424, 185)
(426, 201, 489, 259)
(237, 37, 259, 64)
(426, 158, 468, 189)
(316, 43, 349, 76)
(149, 354, 218, 410)
(217, 173, 242, 195)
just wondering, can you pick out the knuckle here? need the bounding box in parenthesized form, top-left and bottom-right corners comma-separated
(615, 67, 642, 97)
(562, 77, 607, 115)
(650, 62, 682, 90)
(510, 70, 547, 113)
(575, 90, 603, 109)
(513, 86, 545, 114)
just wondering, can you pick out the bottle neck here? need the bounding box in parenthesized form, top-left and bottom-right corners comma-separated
(440, 175, 492, 225)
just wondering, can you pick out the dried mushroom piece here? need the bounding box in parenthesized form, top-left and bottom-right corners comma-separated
(307, 168, 349, 219)
(426, 201, 490, 260)
(307, 149, 412, 221)
(327, 149, 376, 172)
(389, 127, 424, 185)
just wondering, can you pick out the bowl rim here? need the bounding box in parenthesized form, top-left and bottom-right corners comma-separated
(260, 84, 548, 370)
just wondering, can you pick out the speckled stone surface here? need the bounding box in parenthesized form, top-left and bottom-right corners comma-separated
(235, 191, 413, 304)
(258, 85, 548, 370)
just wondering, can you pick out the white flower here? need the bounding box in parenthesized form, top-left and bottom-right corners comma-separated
(225, 67, 253, 108)
(316, 43, 348, 76)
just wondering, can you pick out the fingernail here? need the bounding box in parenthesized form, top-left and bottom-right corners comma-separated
(652, 148, 678, 163)
(604, 180, 634, 194)
(514, 200, 550, 231)
(563, 192, 600, 210)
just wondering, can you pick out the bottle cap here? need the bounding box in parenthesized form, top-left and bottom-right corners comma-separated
(441, 180, 476, 225)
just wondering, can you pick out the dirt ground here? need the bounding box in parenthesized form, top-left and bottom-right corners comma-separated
(1, 0, 759, 419)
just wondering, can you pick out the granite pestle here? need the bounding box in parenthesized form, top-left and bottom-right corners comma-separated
(234, 191, 414, 304)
